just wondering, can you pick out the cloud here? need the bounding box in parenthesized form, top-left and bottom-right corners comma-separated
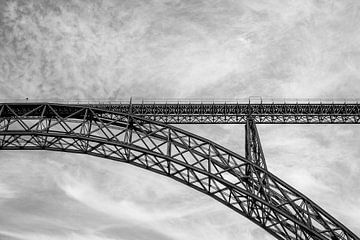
(0, 151, 270, 240)
(55, 159, 233, 239)
(2, 0, 358, 100)
(1, 0, 360, 239)
(257, 124, 360, 234)
(58, 172, 175, 222)
(0, 183, 16, 200)
(0, 230, 120, 240)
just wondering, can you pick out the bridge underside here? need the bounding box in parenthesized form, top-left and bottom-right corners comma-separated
(0, 103, 358, 240)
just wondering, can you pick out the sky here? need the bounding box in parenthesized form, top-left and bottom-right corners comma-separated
(0, 0, 360, 239)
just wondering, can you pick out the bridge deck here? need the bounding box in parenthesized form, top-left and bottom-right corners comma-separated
(91, 102, 360, 124)
(1, 101, 360, 124)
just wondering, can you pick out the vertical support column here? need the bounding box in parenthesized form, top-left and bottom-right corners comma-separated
(245, 118, 270, 223)
(125, 97, 133, 161)
(245, 118, 267, 170)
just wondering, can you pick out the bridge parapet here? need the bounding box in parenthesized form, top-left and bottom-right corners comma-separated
(1, 97, 360, 104)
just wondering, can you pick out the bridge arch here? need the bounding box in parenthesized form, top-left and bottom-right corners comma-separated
(0, 103, 358, 240)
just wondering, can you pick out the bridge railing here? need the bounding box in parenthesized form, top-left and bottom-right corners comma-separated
(0, 98, 359, 104)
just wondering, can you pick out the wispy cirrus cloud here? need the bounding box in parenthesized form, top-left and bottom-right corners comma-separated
(0, 230, 122, 240)
(1, 0, 360, 239)
(0, 183, 16, 200)
(2, 0, 359, 100)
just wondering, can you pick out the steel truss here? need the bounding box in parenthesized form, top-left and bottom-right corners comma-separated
(87, 103, 360, 124)
(0, 103, 358, 240)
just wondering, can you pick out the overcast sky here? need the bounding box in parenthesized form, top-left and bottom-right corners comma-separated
(1, 0, 360, 239)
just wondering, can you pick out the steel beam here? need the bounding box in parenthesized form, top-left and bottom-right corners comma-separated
(2, 102, 360, 124)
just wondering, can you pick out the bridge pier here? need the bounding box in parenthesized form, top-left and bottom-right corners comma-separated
(245, 118, 267, 170)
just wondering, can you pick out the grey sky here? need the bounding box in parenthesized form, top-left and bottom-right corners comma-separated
(0, 0, 360, 239)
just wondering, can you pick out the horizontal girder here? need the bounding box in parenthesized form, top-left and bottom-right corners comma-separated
(0, 103, 359, 240)
(2, 102, 360, 124)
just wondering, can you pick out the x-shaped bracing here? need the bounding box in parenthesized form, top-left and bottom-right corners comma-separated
(0, 103, 358, 240)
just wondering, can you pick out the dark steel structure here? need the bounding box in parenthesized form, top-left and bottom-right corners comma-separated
(90, 102, 360, 124)
(0, 102, 359, 240)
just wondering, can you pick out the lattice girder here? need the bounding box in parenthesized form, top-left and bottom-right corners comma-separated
(3, 102, 360, 124)
(0, 103, 358, 240)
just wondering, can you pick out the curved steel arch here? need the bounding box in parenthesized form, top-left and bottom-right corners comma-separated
(0, 103, 358, 240)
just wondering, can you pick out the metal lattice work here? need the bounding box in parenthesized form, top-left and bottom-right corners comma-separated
(0, 103, 358, 240)
(87, 102, 360, 124)
(4, 102, 360, 124)
(245, 119, 267, 170)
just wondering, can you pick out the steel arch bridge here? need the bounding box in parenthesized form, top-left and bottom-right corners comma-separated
(0, 102, 359, 240)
